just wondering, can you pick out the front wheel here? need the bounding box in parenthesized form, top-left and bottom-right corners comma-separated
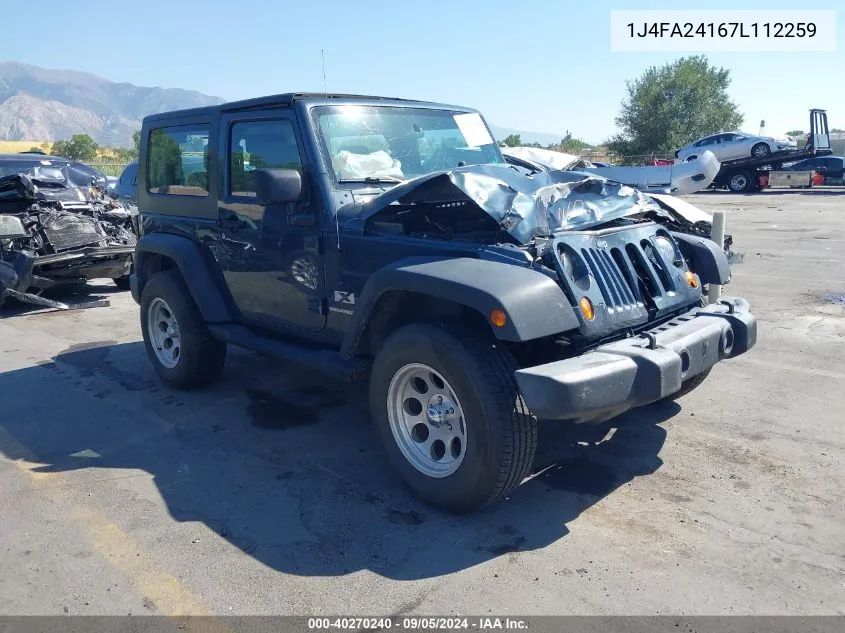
(369, 323, 537, 513)
(751, 142, 771, 159)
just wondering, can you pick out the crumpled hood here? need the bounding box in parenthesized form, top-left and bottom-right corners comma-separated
(0, 172, 88, 208)
(356, 163, 661, 244)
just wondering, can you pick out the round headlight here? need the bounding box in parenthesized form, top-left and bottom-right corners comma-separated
(560, 250, 575, 278)
(654, 235, 681, 267)
(558, 246, 590, 291)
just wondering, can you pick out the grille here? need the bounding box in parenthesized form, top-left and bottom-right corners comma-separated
(580, 241, 674, 310)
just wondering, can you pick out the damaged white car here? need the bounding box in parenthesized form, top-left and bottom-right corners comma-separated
(501, 145, 720, 196)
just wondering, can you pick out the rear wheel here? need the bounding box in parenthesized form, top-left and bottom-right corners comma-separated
(369, 322, 537, 513)
(140, 270, 227, 389)
(728, 171, 755, 193)
(751, 142, 770, 159)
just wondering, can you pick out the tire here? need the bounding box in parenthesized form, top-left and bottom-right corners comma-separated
(369, 322, 537, 513)
(113, 275, 131, 290)
(728, 171, 755, 193)
(751, 142, 770, 159)
(140, 269, 227, 389)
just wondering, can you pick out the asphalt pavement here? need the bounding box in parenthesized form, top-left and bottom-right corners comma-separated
(1, 189, 843, 617)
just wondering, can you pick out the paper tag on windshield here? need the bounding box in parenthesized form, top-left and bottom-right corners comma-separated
(453, 113, 494, 148)
(40, 160, 52, 165)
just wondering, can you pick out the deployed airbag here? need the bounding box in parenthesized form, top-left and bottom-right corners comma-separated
(332, 150, 405, 180)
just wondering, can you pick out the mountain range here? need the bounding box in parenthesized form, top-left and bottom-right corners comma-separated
(0, 62, 562, 148)
(0, 62, 225, 146)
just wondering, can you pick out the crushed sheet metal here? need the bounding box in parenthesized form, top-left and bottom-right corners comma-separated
(0, 172, 137, 307)
(361, 163, 661, 244)
(3, 288, 110, 311)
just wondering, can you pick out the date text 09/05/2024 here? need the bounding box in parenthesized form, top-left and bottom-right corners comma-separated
(627, 22, 817, 38)
(307, 617, 529, 630)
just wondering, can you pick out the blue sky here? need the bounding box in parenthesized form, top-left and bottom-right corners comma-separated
(1, 0, 842, 143)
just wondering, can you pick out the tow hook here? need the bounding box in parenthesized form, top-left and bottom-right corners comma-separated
(640, 332, 658, 349)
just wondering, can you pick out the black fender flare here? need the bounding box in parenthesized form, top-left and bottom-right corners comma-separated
(671, 232, 731, 285)
(340, 256, 578, 359)
(134, 233, 233, 322)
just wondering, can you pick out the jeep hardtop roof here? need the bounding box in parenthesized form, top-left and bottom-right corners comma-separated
(143, 92, 480, 124)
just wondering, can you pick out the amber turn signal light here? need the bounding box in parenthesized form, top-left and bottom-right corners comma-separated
(490, 309, 508, 327)
(579, 297, 595, 321)
(685, 271, 699, 288)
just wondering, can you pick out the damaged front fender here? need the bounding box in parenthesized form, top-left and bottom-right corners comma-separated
(340, 255, 579, 358)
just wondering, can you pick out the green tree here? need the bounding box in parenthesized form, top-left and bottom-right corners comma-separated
(560, 138, 592, 154)
(113, 147, 135, 162)
(500, 134, 522, 147)
(786, 130, 805, 137)
(132, 130, 141, 158)
(51, 134, 99, 162)
(49, 140, 68, 156)
(607, 55, 743, 158)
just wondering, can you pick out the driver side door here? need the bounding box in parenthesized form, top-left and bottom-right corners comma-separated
(216, 112, 326, 333)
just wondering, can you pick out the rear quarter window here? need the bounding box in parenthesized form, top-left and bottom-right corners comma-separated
(147, 125, 211, 196)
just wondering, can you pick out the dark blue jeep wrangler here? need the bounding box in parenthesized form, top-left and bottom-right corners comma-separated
(132, 93, 757, 513)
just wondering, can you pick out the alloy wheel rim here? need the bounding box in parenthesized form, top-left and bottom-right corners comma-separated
(147, 297, 181, 369)
(386, 363, 467, 478)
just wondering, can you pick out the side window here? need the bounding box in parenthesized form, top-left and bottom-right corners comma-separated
(147, 125, 211, 196)
(228, 119, 303, 198)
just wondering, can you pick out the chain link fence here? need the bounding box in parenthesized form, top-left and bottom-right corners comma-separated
(89, 163, 131, 177)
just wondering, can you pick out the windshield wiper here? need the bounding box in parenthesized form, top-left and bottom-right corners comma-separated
(338, 176, 404, 184)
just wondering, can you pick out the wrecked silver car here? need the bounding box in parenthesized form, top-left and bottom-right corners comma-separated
(0, 168, 136, 309)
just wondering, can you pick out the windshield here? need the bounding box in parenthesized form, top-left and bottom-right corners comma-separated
(312, 105, 505, 183)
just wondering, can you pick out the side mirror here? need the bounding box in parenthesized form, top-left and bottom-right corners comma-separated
(0, 215, 27, 239)
(255, 168, 302, 205)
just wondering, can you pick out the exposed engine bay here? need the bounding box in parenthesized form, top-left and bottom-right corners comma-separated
(355, 164, 735, 262)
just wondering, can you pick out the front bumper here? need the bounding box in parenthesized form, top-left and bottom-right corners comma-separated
(514, 296, 756, 423)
